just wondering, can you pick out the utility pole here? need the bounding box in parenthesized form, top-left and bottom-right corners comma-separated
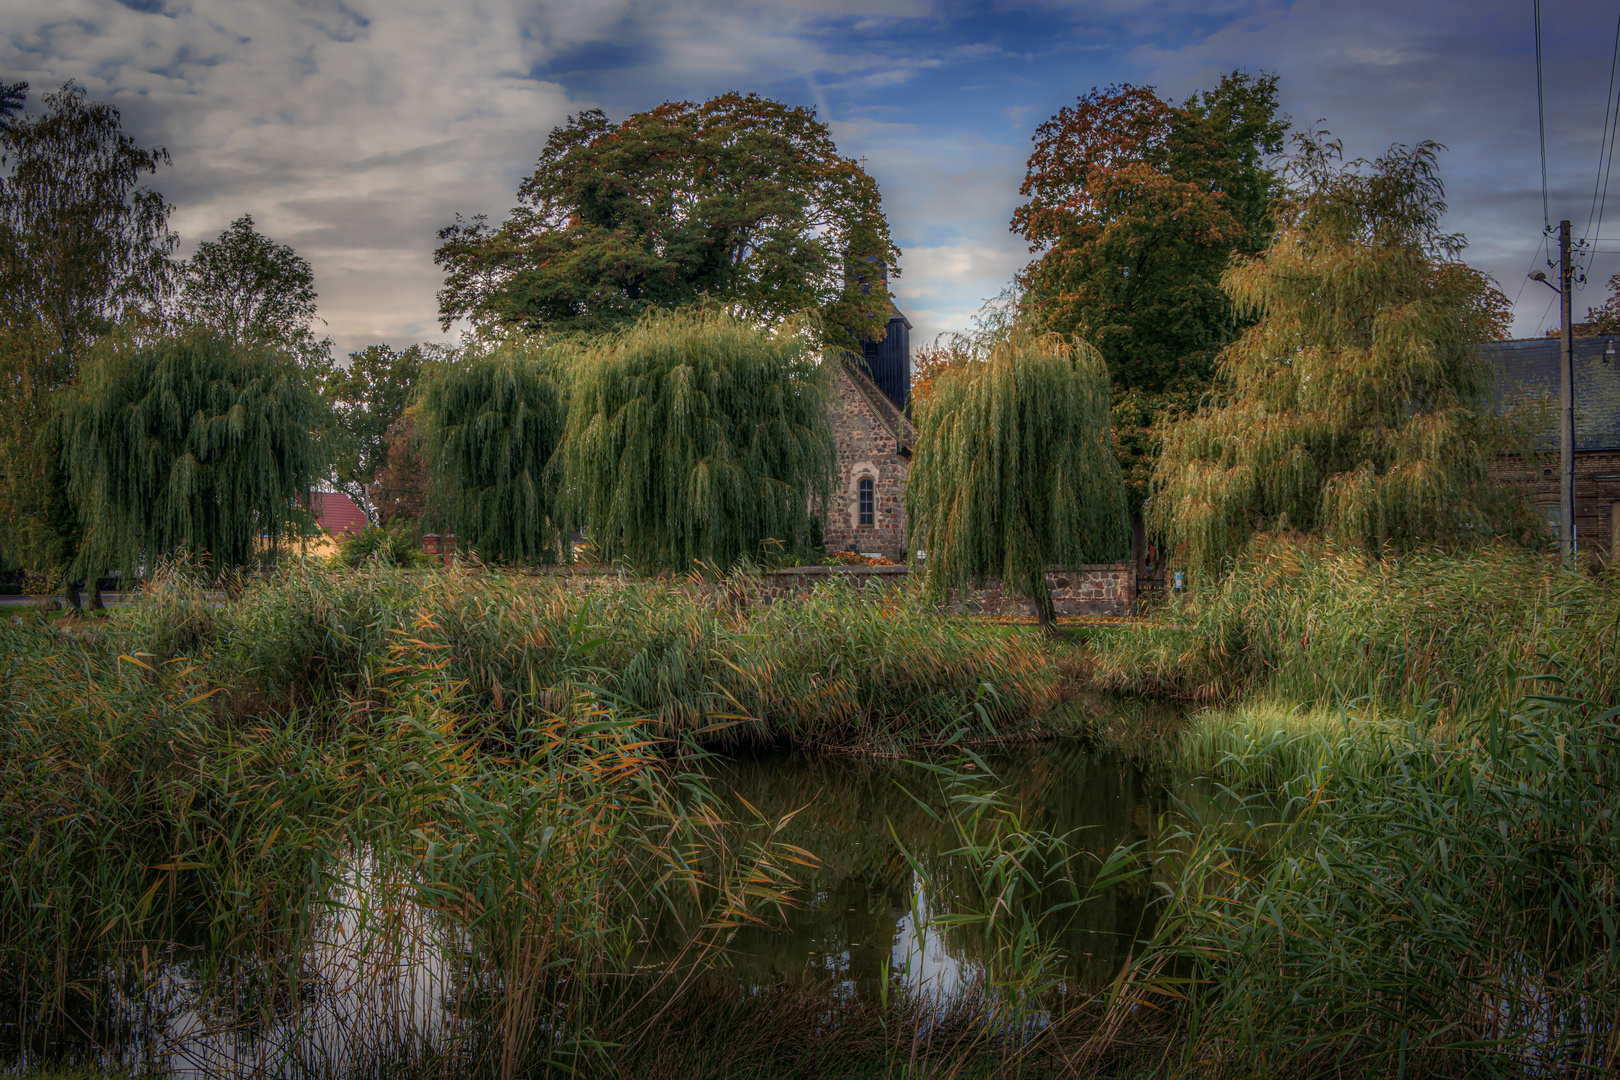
(1558, 220, 1576, 565)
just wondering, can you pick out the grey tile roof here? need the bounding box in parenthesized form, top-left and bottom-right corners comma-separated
(1485, 336, 1620, 451)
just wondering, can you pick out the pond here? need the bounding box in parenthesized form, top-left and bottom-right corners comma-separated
(701, 743, 1196, 999)
(6, 737, 1221, 1077)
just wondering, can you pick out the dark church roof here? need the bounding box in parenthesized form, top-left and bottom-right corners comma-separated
(1484, 336, 1620, 451)
(858, 302, 911, 412)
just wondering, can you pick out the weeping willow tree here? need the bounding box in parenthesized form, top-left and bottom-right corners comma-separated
(419, 341, 569, 565)
(557, 309, 835, 570)
(59, 329, 326, 583)
(907, 326, 1127, 630)
(1150, 135, 1529, 582)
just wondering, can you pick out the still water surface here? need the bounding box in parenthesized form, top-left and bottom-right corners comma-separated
(11, 740, 1214, 1077)
(704, 744, 1192, 997)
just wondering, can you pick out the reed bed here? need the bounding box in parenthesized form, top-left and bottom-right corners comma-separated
(121, 560, 1076, 747)
(9, 548, 1616, 1076)
(0, 604, 812, 1077)
(1137, 689, 1619, 1077)
(1, 562, 1085, 1076)
(1091, 541, 1620, 722)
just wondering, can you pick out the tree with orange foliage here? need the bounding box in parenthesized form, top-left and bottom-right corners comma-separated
(1588, 273, 1620, 332)
(1012, 73, 1287, 514)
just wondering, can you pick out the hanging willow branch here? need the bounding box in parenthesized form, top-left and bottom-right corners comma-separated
(907, 326, 1128, 628)
(557, 309, 835, 571)
(1149, 137, 1535, 583)
(420, 340, 569, 565)
(60, 328, 325, 581)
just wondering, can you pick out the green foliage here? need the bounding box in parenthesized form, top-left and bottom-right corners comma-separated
(1148, 690, 1619, 1075)
(419, 340, 568, 565)
(435, 92, 899, 347)
(907, 326, 1128, 626)
(558, 310, 836, 571)
(322, 342, 427, 522)
(331, 518, 433, 569)
(58, 329, 326, 580)
(1091, 541, 1620, 719)
(173, 213, 330, 371)
(0, 80, 24, 133)
(1013, 73, 1287, 511)
(369, 407, 430, 525)
(0, 316, 77, 577)
(0, 83, 175, 586)
(0, 82, 175, 358)
(1151, 136, 1527, 580)
(116, 562, 1065, 744)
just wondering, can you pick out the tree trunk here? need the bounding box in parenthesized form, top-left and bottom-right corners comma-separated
(61, 578, 82, 613)
(88, 579, 105, 610)
(1131, 509, 1147, 583)
(1034, 577, 1060, 638)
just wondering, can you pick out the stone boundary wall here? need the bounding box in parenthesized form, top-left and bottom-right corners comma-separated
(520, 562, 1135, 617)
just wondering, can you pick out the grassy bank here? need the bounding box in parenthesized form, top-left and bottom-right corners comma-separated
(126, 560, 1079, 747)
(1127, 688, 1619, 1077)
(1074, 544, 1620, 1074)
(5, 549, 1616, 1075)
(1092, 541, 1620, 722)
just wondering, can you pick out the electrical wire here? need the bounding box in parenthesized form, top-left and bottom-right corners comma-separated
(1511, 232, 1549, 311)
(1536, 0, 1550, 229)
(1585, 16, 1620, 298)
(1584, 15, 1620, 244)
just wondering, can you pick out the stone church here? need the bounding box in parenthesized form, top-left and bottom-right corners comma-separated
(823, 304, 914, 558)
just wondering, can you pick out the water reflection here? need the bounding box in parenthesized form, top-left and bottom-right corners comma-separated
(6, 740, 1207, 1076)
(703, 745, 1190, 1000)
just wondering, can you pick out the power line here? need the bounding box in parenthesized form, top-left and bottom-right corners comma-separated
(1536, 0, 1550, 229)
(1584, 14, 1620, 246)
(1511, 232, 1549, 310)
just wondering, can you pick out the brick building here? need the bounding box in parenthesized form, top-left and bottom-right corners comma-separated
(822, 306, 915, 558)
(1486, 331, 1620, 560)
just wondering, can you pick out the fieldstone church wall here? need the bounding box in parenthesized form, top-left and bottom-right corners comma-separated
(823, 356, 912, 559)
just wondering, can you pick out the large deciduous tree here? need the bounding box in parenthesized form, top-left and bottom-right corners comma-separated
(0, 83, 175, 360)
(0, 82, 176, 603)
(323, 342, 426, 523)
(1012, 73, 1287, 514)
(0, 81, 26, 134)
(558, 310, 835, 570)
(435, 93, 898, 346)
(59, 329, 325, 585)
(906, 326, 1127, 631)
(174, 213, 331, 371)
(1150, 135, 1531, 582)
(419, 343, 568, 565)
(370, 409, 431, 526)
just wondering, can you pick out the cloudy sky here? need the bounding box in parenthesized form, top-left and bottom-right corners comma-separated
(5, 0, 1619, 354)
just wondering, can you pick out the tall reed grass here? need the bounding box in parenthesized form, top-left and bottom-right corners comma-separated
(1136, 690, 1619, 1076)
(0, 598, 815, 1077)
(121, 560, 1075, 746)
(1092, 540, 1620, 722)
(1, 561, 1083, 1076)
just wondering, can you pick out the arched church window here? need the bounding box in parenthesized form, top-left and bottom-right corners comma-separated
(858, 476, 874, 526)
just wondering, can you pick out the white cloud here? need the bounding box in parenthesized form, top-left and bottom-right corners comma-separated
(3, 0, 601, 352)
(893, 239, 1027, 345)
(8, 0, 1606, 354)
(1125, 0, 1620, 336)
